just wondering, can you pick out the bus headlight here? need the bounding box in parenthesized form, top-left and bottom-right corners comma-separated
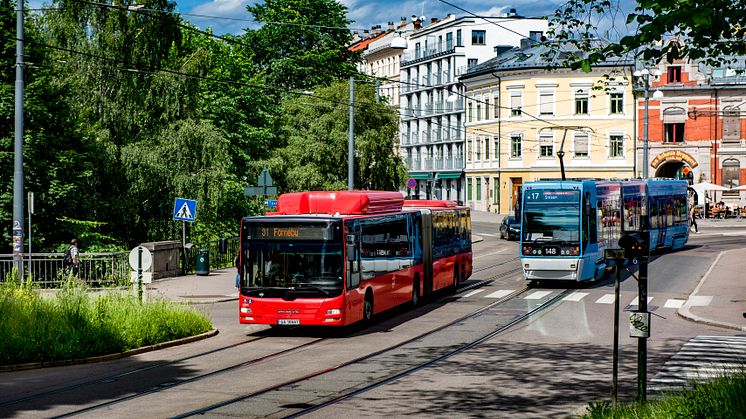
(240, 307, 252, 314)
(326, 308, 342, 315)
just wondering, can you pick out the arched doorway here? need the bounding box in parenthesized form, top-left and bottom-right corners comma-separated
(655, 161, 688, 180)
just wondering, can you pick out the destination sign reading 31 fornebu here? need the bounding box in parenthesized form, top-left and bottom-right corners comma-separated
(248, 224, 336, 241)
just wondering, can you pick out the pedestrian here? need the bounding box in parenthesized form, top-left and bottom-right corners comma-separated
(689, 207, 698, 233)
(64, 239, 80, 276)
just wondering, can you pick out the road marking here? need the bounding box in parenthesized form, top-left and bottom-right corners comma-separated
(474, 248, 507, 260)
(479, 232, 500, 237)
(664, 299, 686, 309)
(596, 294, 615, 304)
(563, 292, 589, 302)
(628, 296, 654, 306)
(525, 290, 552, 300)
(484, 289, 513, 299)
(462, 289, 485, 298)
(687, 295, 713, 306)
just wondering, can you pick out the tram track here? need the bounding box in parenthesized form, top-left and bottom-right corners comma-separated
(174, 286, 573, 418)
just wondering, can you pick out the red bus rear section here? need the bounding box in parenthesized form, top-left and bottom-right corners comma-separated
(238, 191, 472, 327)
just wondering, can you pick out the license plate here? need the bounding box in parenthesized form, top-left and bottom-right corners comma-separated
(542, 246, 560, 256)
(278, 319, 300, 325)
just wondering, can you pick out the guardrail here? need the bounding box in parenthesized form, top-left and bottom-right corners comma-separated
(0, 237, 241, 288)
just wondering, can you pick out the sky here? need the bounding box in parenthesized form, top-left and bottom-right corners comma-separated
(171, 0, 632, 37)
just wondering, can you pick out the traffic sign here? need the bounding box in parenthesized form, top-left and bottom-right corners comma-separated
(173, 198, 197, 222)
(407, 178, 417, 189)
(128, 246, 153, 272)
(130, 271, 153, 283)
(265, 199, 278, 207)
(258, 168, 273, 187)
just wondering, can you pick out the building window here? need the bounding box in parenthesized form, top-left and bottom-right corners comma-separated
(610, 93, 624, 114)
(485, 136, 490, 160)
(510, 134, 522, 158)
(467, 137, 473, 161)
(493, 136, 499, 159)
(467, 58, 478, 69)
(529, 31, 543, 43)
(539, 91, 554, 115)
(456, 29, 462, 47)
(664, 123, 685, 143)
(723, 159, 741, 193)
(722, 107, 740, 144)
(446, 32, 453, 49)
(475, 137, 481, 160)
(472, 30, 486, 45)
(575, 90, 589, 115)
(574, 132, 589, 157)
(510, 93, 522, 116)
(467, 177, 472, 200)
(609, 134, 624, 158)
(484, 97, 490, 119)
(667, 66, 682, 83)
(476, 103, 481, 121)
(415, 42, 421, 59)
(476, 178, 482, 200)
(493, 94, 500, 118)
(467, 101, 473, 122)
(539, 134, 554, 158)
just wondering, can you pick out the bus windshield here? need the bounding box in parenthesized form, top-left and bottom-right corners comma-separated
(522, 190, 581, 243)
(241, 220, 344, 299)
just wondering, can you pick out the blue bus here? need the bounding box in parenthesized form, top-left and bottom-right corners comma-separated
(519, 179, 689, 283)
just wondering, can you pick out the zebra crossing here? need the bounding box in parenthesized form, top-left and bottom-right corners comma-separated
(648, 335, 746, 394)
(458, 287, 714, 310)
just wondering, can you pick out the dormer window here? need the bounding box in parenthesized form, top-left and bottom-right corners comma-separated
(668, 66, 682, 83)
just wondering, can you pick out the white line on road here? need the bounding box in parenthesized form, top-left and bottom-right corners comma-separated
(664, 299, 686, 309)
(596, 294, 615, 304)
(563, 292, 589, 302)
(525, 290, 552, 300)
(628, 296, 654, 306)
(461, 289, 485, 298)
(474, 248, 507, 260)
(687, 295, 713, 306)
(484, 289, 513, 299)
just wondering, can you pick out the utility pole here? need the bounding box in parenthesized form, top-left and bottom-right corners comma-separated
(13, 0, 26, 280)
(348, 77, 354, 190)
(636, 230, 650, 402)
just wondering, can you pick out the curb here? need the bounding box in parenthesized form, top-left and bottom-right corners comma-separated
(678, 250, 746, 332)
(0, 329, 220, 373)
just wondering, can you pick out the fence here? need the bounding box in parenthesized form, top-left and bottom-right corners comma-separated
(0, 237, 240, 288)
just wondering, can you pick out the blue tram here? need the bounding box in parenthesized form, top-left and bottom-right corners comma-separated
(519, 179, 689, 282)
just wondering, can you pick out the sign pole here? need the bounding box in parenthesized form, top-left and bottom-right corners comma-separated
(612, 256, 623, 403)
(637, 230, 650, 402)
(137, 245, 143, 303)
(182, 220, 186, 248)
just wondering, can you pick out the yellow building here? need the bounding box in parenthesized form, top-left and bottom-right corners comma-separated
(460, 42, 636, 214)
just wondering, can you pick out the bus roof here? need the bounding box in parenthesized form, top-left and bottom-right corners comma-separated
(272, 191, 405, 215)
(403, 199, 459, 208)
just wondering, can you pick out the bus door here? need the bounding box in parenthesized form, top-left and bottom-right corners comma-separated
(344, 221, 364, 322)
(658, 198, 668, 247)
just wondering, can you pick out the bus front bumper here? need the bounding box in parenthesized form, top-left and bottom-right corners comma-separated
(521, 257, 584, 281)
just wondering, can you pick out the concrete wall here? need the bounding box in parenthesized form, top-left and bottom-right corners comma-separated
(140, 241, 182, 279)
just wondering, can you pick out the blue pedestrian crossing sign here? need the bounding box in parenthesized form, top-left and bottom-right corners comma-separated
(173, 198, 197, 222)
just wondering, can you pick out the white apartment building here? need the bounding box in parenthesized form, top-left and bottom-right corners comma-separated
(398, 12, 549, 202)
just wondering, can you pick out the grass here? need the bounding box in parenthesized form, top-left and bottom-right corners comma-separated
(0, 277, 212, 366)
(582, 371, 746, 419)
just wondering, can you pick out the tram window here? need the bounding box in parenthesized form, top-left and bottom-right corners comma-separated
(665, 199, 674, 227)
(650, 200, 659, 229)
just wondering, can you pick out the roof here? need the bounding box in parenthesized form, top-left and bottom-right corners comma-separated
(462, 40, 634, 79)
(349, 32, 388, 52)
(275, 191, 405, 215)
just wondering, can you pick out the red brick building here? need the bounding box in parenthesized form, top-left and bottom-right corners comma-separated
(637, 58, 746, 206)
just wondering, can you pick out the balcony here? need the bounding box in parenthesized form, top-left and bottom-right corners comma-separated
(400, 133, 409, 146)
(422, 159, 433, 170)
(402, 44, 458, 66)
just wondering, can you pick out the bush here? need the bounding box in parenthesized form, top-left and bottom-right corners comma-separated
(0, 282, 212, 365)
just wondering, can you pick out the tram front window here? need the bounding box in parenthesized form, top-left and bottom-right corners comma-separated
(522, 190, 581, 246)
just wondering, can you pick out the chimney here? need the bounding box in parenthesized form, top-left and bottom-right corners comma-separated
(388, 21, 394, 32)
(372, 25, 380, 37)
(352, 31, 360, 42)
(414, 20, 422, 30)
(520, 38, 530, 49)
(363, 29, 370, 39)
(431, 17, 438, 24)
(400, 17, 407, 28)
(508, 8, 517, 16)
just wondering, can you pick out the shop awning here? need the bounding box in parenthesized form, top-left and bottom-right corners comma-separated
(436, 171, 462, 179)
(409, 173, 432, 180)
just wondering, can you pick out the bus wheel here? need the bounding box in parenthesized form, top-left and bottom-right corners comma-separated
(363, 292, 374, 323)
(411, 278, 420, 307)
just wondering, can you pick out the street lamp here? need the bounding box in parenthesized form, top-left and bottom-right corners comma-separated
(634, 68, 663, 178)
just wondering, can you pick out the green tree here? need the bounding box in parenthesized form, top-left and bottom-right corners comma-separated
(550, 0, 746, 69)
(242, 0, 360, 89)
(266, 81, 407, 192)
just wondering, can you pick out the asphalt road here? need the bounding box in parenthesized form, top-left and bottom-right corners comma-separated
(1, 222, 744, 418)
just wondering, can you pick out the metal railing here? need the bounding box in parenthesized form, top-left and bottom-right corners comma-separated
(0, 237, 240, 288)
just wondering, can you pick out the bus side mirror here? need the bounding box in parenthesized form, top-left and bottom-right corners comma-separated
(618, 234, 643, 265)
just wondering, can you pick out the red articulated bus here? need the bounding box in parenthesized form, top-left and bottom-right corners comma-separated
(237, 191, 472, 327)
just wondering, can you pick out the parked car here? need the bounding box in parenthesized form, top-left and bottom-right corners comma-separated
(499, 215, 520, 240)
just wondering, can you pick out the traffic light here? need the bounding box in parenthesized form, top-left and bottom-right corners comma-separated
(618, 234, 644, 265)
